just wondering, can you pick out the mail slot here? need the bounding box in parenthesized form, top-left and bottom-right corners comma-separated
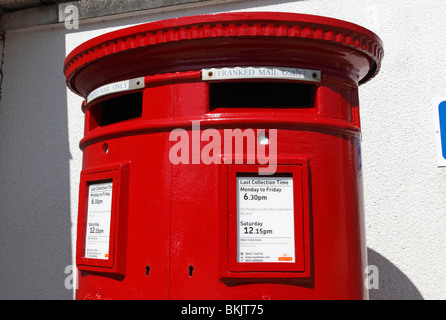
(64, 12, 383, 300)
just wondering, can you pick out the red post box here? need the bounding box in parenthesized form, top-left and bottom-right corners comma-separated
(64, 12, 383, 300)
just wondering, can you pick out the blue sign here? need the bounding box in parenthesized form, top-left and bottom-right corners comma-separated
(434, 99, 446, 166)
(439, 102, 446, 159)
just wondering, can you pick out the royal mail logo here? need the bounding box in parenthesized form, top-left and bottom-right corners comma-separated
(278, 256, 293, 261)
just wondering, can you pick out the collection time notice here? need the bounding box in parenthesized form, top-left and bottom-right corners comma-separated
(237, 176, 295, 263)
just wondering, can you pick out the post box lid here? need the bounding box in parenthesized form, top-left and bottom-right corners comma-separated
(64, 12, 383, 98)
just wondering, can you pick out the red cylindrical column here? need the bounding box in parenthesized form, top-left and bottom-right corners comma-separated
(64, 12, 383, 300)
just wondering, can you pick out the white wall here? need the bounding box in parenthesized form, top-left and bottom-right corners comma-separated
(1, 0, 445, 299)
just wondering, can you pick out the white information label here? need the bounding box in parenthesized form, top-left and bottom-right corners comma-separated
(87, 80, 130, 104)
(84, 182, 113, 260)
(237, 176, 295, 263)
(202, 66, 321, 82)
(86, 77, 144, 104)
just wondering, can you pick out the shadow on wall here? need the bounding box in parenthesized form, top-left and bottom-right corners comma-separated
(367, 248, 423, 300)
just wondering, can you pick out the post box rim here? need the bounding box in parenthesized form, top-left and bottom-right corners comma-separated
(64, 11, 384, 96)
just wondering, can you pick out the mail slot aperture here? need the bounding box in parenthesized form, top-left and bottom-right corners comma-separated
(89, 92, 143, 128)
(210, 82, 315, 109)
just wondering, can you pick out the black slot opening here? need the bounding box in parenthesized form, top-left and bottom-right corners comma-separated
(91, 92, 143, 126)
(210, 82, 315, 109)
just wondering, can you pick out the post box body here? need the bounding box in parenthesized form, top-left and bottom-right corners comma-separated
(64, 12, 383, 300)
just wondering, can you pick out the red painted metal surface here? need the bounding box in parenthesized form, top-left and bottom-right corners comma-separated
(64, 12, 383, 300)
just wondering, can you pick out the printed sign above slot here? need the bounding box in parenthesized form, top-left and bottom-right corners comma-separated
(86, 77, 145, 104)
(202, 66, 321, 82)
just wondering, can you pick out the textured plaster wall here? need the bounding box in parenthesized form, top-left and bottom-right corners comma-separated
(1, 0, 445, 299)
(0, 25, 73, 299)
